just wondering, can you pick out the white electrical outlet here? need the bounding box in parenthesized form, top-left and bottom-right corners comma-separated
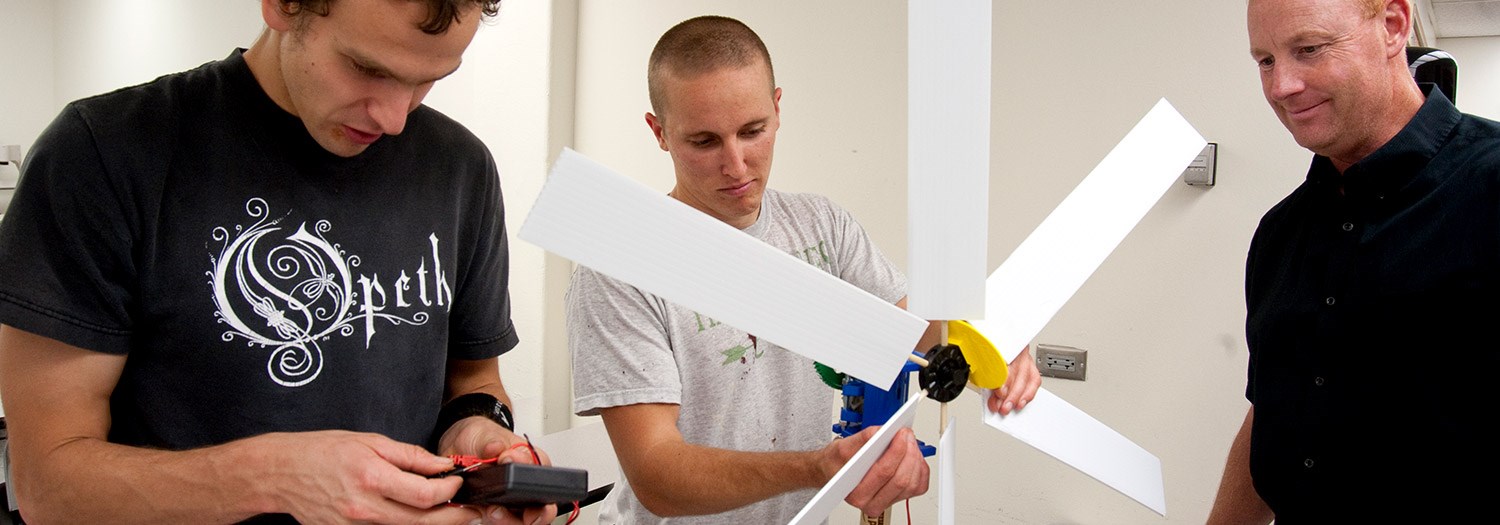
(0, 145, 20, 165)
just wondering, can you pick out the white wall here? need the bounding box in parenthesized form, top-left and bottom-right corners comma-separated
(50, 0, 264, 106)
(0, 0, 56, 222)
(1437, 35, 1500, 120)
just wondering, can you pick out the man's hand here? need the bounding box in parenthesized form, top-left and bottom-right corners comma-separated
(258, 431, 478, 525)
(988, 345, 1041, 415)
(821, 426, 930, 516)
(0, 326, 485, 524)
(438, 417, 560, 525)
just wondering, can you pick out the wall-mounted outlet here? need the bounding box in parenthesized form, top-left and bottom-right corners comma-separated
(1035, 344, 1087, 381)
(1183, 142, 1217, 187)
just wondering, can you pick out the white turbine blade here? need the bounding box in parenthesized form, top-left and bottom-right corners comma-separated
(906, 0, 990, 320)
(971, 99, 1205, 362)
(519, 149, 927, 388)
(984, 388, 1166, 515)
(938, 416, 957, 525)
(789, 393, 922, 525)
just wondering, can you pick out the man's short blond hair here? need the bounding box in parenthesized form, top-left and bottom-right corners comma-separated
(647, 16, 775, 117)
(1248, 0, 1386, 19)
(1356, 0, 1385, 18)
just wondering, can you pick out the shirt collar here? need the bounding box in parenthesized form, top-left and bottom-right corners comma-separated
(741, 188, 774, 238)
(1306, 85, 1461, 197)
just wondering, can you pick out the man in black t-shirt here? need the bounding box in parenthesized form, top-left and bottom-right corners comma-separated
(1208, 0, 1500, 523)
(0, 1, 554, 524)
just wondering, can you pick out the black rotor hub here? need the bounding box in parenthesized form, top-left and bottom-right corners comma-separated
(918, 343, 970, 403)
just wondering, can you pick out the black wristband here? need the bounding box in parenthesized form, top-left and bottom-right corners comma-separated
(431, 393, 514, 451)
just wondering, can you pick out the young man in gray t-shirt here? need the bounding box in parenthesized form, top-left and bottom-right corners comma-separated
(567, 15, 1041, 524)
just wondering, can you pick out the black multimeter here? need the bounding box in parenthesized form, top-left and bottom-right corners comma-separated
(451, 463, 590, 507)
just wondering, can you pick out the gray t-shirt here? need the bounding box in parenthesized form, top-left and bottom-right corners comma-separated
(568, 188, 906, 524)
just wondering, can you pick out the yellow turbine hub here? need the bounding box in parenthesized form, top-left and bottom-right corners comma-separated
(947, 320, 1008, 389)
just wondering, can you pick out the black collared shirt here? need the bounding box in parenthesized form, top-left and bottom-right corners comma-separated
(1245, 87, 1500, 523)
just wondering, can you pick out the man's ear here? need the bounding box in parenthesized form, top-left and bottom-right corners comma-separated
(262, 0, 295, 33)
(1381, 0, 1414, 59)
(645, 112, 670, 152)
(773, 87, 782, 116)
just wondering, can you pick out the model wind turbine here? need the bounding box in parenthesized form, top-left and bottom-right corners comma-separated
(518, 2, 1204, 522)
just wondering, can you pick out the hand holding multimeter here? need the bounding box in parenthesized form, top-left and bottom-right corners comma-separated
(436, 454, 589, 508)
(430, 406, 589, 523)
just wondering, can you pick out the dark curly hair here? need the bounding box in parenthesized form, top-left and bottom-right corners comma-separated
(276, 0, 501, 35)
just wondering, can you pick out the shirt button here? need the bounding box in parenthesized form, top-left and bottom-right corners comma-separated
(1342, 222, 1354, 231)
(1305, 458, 1315, 468)
(1325, 296, 1336, 306)
(1314, 376, 1325, 386)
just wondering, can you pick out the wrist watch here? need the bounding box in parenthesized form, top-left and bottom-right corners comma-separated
(431, 392, 514, 450)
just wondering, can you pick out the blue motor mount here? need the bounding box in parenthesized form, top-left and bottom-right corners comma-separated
(831, 353, 936, 458)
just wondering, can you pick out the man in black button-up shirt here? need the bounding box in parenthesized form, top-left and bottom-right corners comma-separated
(1209, 0, 1500, 523)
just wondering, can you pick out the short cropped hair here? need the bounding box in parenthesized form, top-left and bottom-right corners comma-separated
(276, 0, 501, 35)
(1248, 0, 1385, 20)
(647, 15, 775, 116)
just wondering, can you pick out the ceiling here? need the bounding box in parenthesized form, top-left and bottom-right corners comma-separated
(1425, 0, 1500, 38)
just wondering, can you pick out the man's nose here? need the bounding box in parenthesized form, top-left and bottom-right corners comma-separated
(721, 139, 748, 176)
(368, 86, 415, 136)
(1265, 61, 1305, 101)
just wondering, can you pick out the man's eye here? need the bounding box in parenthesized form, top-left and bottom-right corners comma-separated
(689, 138, 715, 147)
(741, 128, 765, 138)
(1298, 45, 1324, 55)
(354, 63, 385, 78)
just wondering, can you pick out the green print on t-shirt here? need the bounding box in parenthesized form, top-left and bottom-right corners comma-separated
(693, 312, 721, 332)
(720, 334, 764, 365)
(693, 312, 758, 367)
(698, 238, 828, 367)
(795, 240, 831, 272)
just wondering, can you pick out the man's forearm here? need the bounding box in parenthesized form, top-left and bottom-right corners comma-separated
(1, 326, 279, 523)
(444, 357, 509, 405)
(1207, 408, 1272, 525)
(13, 435, 276, 524)
(625, 438, 828, 517)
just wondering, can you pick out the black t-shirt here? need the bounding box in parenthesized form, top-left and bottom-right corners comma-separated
(0, 49, 518, 451)
(1244, 88, 1500, 522)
